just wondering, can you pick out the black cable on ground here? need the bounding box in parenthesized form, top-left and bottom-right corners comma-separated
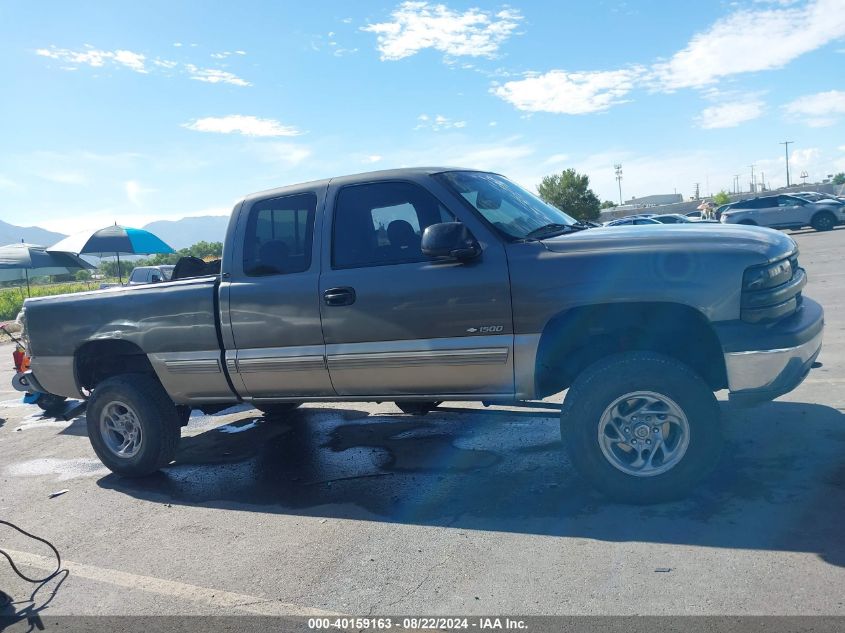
(0, 520, 61, 584)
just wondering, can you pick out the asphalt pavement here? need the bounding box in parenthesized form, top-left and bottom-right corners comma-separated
(1, 227, 844, 619)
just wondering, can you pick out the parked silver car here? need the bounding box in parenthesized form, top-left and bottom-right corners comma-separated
(720, 194, 844, 232)
(127, 265, 174, 285)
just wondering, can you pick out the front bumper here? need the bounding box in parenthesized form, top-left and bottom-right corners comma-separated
(721, 298, 824, 406)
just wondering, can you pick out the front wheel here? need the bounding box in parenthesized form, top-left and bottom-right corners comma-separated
(811, 211, 836, 232)
(561, 352, 722, 503)
(86, 374, 181, 477)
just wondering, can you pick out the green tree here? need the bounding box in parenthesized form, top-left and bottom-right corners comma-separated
(833, 172, 845, 185)
(537, 169, 601, 221)
(600, 200, 617, 209)
(712, 190, 731, 205)
(74, 270, 91, 281)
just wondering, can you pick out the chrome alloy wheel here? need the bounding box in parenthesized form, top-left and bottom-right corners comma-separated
(597, 391, 690, 477)
(99, 400, 144, 459)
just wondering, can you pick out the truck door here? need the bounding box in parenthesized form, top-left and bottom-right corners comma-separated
(318, 178, 514, 397)
(223, 188, 334, 399)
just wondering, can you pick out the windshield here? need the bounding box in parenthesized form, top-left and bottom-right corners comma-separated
(435, 171, 577, 239)
(159, 265, 174, 280)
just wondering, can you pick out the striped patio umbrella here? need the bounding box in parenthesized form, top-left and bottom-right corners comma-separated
(48, 224, 175, 284)
(0, 242, 95, 296)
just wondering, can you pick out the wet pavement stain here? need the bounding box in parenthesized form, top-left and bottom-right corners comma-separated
(325, 420, 502, 472)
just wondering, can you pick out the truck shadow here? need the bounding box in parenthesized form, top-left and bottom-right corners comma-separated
(97, 400, 845, 567)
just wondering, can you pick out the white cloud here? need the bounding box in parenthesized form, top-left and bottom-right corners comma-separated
(415, 113, 467, 131)
(653, 0, 845, 90)
(697, 98, 765, 129)
(362, 2, 523, 61)
(363, 155, 383, 163)
(184, 65, 251, 86)
(39, 171, 88, 185)
(251, 142, 313, 167)
(35, 45, 250, 87)
(783, 90, 845, 126)
(183, 115, 302, 137)
(36, 46, 148, 73)
(125, 180, 154, 207)
(492, 67, 645, 114)
(0, 175, 18, 190)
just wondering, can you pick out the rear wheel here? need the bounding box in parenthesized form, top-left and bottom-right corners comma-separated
(86, 374, 181, 476)
(561, 352, 722, 503)
(396, 401, 442, 416)
(811, 211, 836, 232)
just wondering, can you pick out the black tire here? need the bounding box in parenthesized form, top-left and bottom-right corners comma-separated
(811, 211, 836, 232)
(396, 401, 442, 415)
(256, 403, 302, 418)
(561, 352, 722, 504)
(86, 374, 181, 477)
(176, 405, 192, 427)
(36, 393, 66, 411)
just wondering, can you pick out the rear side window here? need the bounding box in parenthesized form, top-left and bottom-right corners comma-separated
(332, 181, 454, 269)
(243, 192, 316, 276)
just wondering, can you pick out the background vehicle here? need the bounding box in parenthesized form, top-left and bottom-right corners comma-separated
(793, 192, 843, 206)
(603, 216, 662, 226)
(128, 265, 175, 285)
(720, 194, 844, 231)
(15, 168, 824, 503)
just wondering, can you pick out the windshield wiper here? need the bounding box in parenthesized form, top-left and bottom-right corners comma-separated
(525, 223, 587, 240)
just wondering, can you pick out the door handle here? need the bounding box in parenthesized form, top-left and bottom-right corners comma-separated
(323, 287, 356, 306)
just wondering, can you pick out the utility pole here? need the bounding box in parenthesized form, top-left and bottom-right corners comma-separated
(780, 141, 793, 188)
(733, 174, 740, 194)
(614, 164, 623, 205)
(761, 171, 766, 191)
(694, 182, 700, 200)
(750, 164, 756, 193)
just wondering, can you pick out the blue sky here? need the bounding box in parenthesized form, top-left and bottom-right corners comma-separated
(1, 0, 844, 234)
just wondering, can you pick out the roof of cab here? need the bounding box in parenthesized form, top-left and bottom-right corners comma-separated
(240, 166, 471, 205)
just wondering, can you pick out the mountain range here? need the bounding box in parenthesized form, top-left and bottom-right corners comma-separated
(0, 215, 231, 251)
(0, 219, 67, 247)
(141, 215, 230, 250)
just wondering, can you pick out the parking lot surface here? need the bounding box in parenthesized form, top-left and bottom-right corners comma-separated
(1, 227, 844, 617)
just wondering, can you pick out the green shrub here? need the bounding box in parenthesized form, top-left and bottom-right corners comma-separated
(0, 281, 97, 320)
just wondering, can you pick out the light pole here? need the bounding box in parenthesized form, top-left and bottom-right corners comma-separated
(614, 164, 623, 205)
(749, 164, 756, 193)
(780, 141, 793, 187)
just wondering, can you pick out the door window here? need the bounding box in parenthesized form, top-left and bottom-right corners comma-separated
(332, 181, 454, 269)
(243, 193, 317, 276)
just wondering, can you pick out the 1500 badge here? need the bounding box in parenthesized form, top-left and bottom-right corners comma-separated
(466, 325, 504, 333)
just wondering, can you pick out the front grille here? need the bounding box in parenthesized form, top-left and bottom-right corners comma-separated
(741, 254, 805, 323)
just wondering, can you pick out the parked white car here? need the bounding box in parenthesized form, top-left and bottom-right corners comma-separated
(720, 194, 845, 232)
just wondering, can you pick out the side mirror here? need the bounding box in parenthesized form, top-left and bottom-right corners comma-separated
(421, 222, 481, 261)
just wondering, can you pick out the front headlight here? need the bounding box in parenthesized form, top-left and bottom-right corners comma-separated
(742, 256, 794, 291)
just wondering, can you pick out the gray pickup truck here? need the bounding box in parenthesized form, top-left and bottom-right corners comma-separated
(15, 168, 824, 502)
